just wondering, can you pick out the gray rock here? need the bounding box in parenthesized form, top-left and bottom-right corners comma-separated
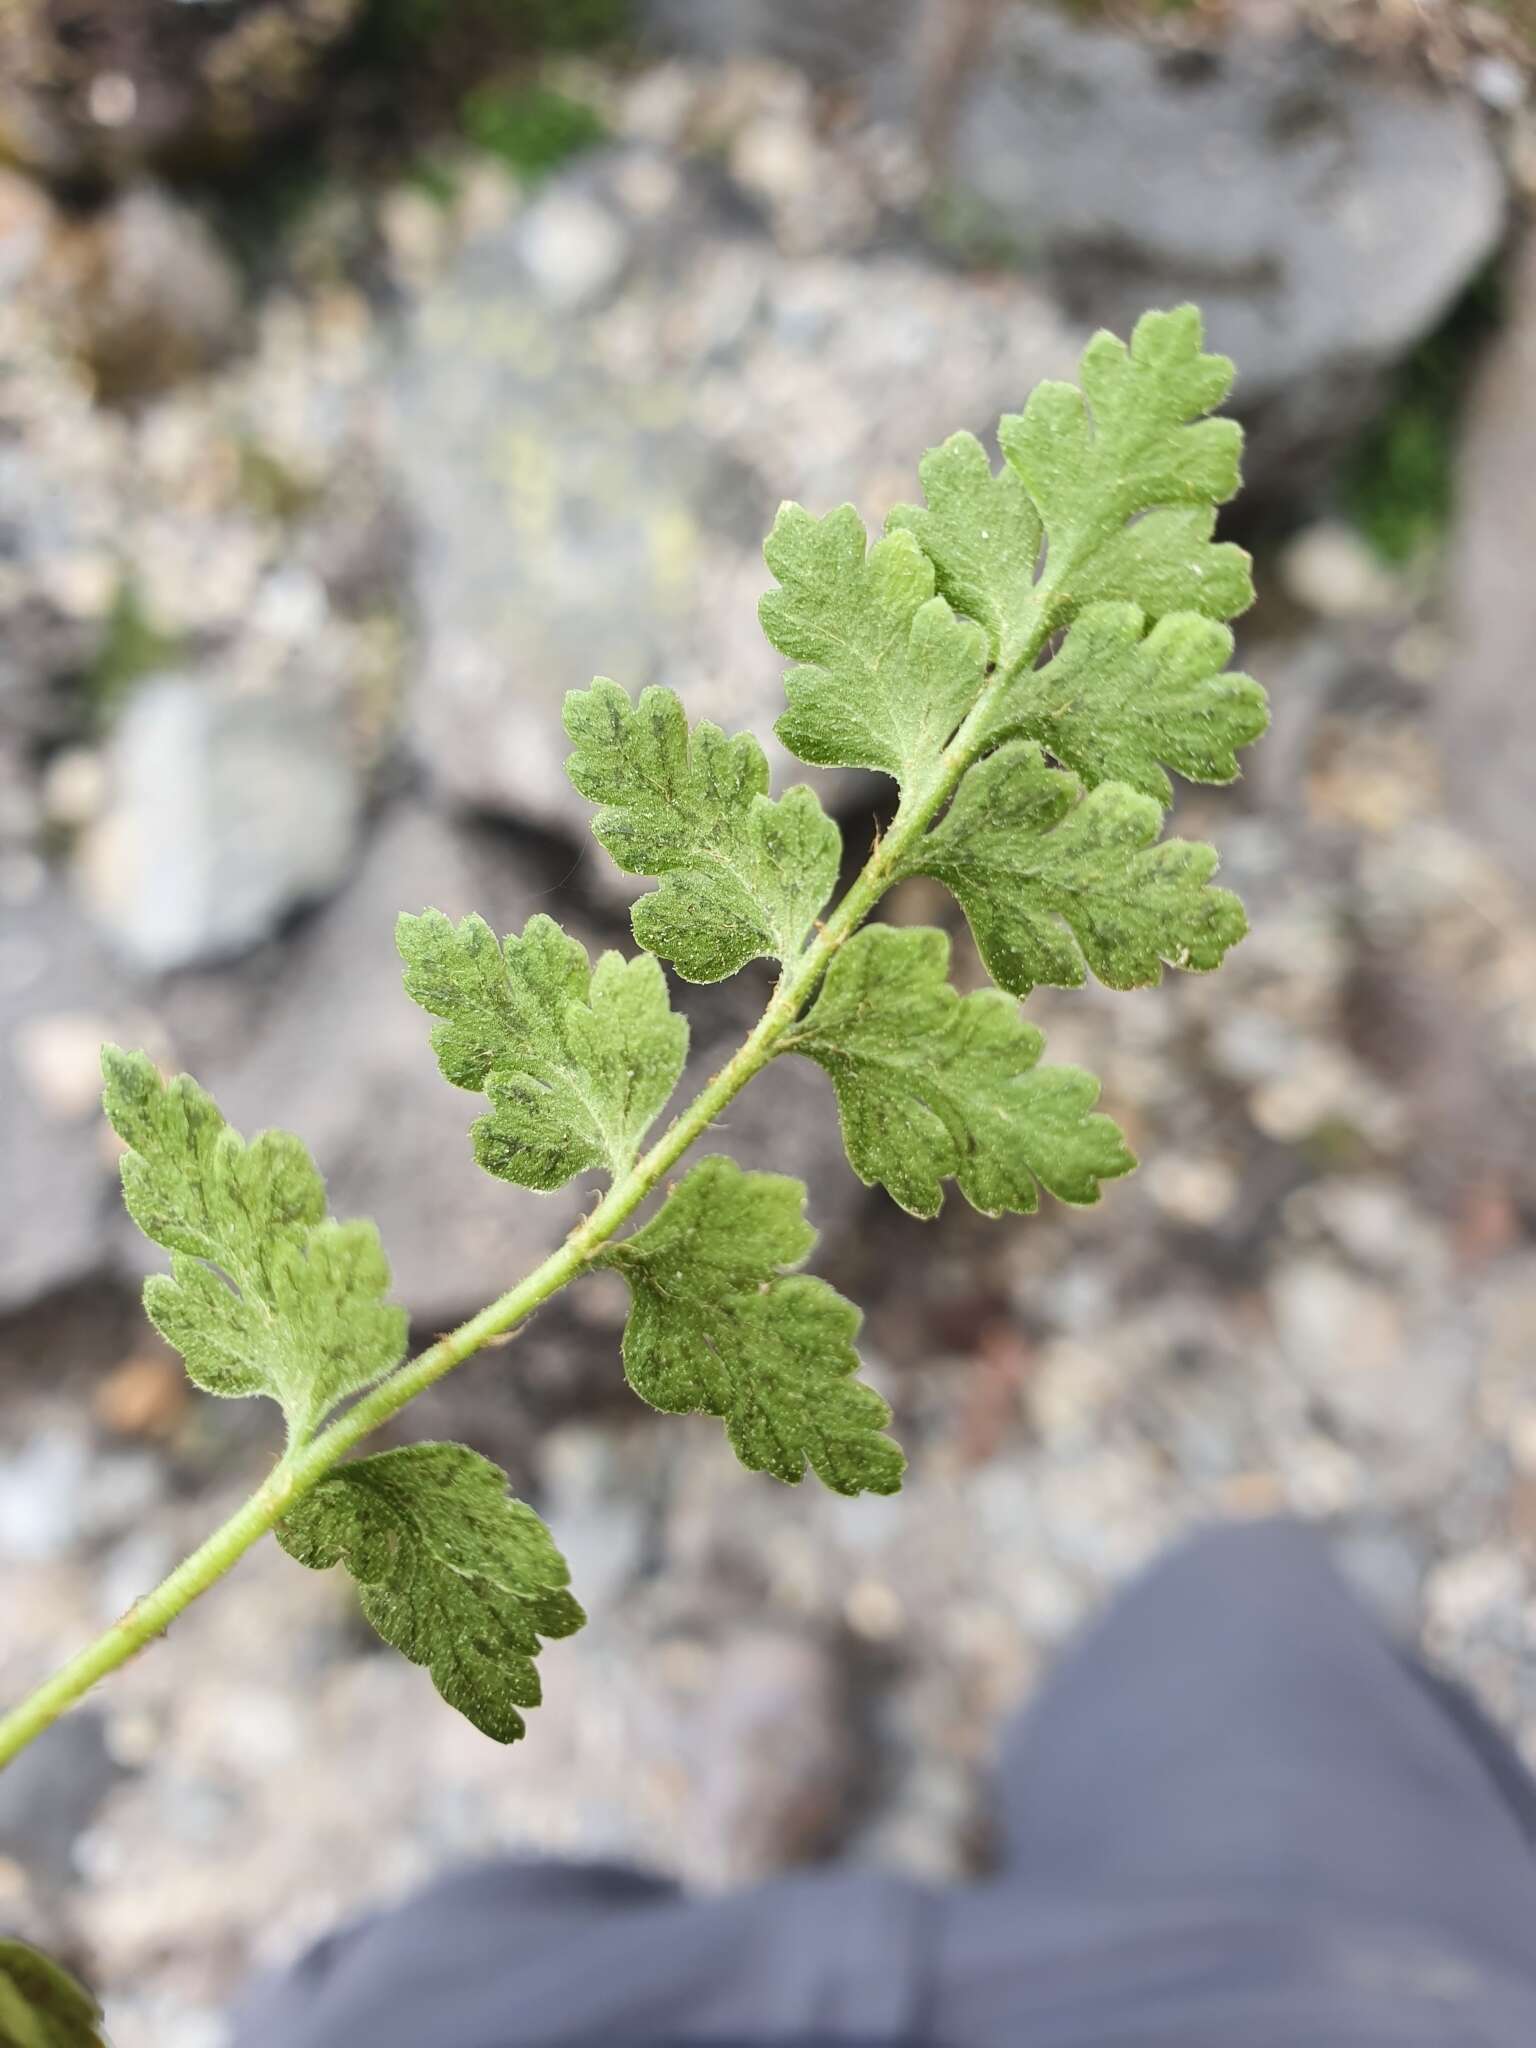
(933, 16, 1505, 488)
(639, 0, 920, 82)
(539, 1423, 657, 1614)
(0, 880, 142, 1313)
(0, 1710, 120, 1888)
(685, 1626, 866, 1883)
(1267, 1255, 1474, 1459)
(79, 673, 362, 974)
(1441, 230, 1536, 899)
(0, 1426, 91, 1563)
(45, 184, 243, 401)
(0, 428, 111, 758)
(513, 185, 632, 312)
(394, 146, 1082, 842)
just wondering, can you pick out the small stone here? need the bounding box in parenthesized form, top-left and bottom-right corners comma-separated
(45, 185, 243, 402)
(1145, 1154, 1238, 1228)
(844, 1577, 904, 1641)
(686, 1627, 863, 1884)
(1207, 1009, 1301, 1087)
(94, 1354, 189, 1440)
(730, 114, 821, 203)
(12, 1011, 115, 1120)
(539, 1424, 653, 1613)
(515, 188, 630, 311)
(0, 883, 139, 1313)
(36, 550, 117, 621)
(0, 1427, 90, 1562)
(452, 159, 519, 242)
(84, 1450, 167, 1540)
(1029, 1339, 1120, 1445)
(618, 62, 699, 149)
(611, 151, 682, 221)
(0, 1712, 120, 1888)
(1268, 1257, 1404, 1430)
(1248, 1047, 1368, 1143)
(1279, 1434, 1365, 1516)
(1425, 1546, 1527, 1636)
(378, 186, 451, 285)
(1280, 521, 1402, 619)
(1470, 56, 1526, 113)
(1296, 1176, 1442, 1279)
(79, 673, 362, 973)
(249, 568, 327, 645)
(40, 745, 106, 829)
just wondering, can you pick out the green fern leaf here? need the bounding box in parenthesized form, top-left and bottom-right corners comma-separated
(765, 308, 1252, 800)
(888, 310, 1253, 665)
(905, 742, 1248, 996)
(278, 1443, 584, 1744)
(884, 426, 1043, 664)
(784, 925, 1134, 1218)
(398, 909, 688, 1186)
(103, 1047, 405, 1440)
(564, 678, 842, 982)
(978, 604, 1269, 804)
(600, 1158, 904, 1497)
(997, 304, 1253, 630)
(758, 505, 988, 789)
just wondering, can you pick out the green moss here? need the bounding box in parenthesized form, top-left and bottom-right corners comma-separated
(1341, 264, 1505, 565)
(236, 442, 322, 527)
(81, 581, 181, 723)
(923, 182, 1040, 271)
(406, 152, 463, 207)
(459, 82, 606, 177)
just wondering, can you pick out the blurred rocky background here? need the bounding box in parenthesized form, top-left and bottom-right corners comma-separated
(3, 1, 1536, 2040)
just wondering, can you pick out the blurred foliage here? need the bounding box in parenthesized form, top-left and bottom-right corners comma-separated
(1341, 264, 1505, 563)
(81, 580, 180, 723)
(459, 81, 607, 176)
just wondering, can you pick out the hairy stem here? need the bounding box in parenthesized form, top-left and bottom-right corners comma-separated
(0, 627, 1048, 1773)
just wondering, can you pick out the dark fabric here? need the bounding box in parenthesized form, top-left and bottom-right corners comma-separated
(230, 1518, 1536, 2047)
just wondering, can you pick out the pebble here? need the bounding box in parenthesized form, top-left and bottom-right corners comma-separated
(11, 1011, 114, 1120)
(0, 1429, 90, 1562)
(515, 188, 631, 310)
(1279, 521, 1404, 618)
(1425, 1546, 1528, 1636)
(79, 674, 362, 973)
(39, 746, 105, 830)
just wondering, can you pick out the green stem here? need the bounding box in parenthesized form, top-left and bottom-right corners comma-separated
(0, 627, 1048, 1775)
